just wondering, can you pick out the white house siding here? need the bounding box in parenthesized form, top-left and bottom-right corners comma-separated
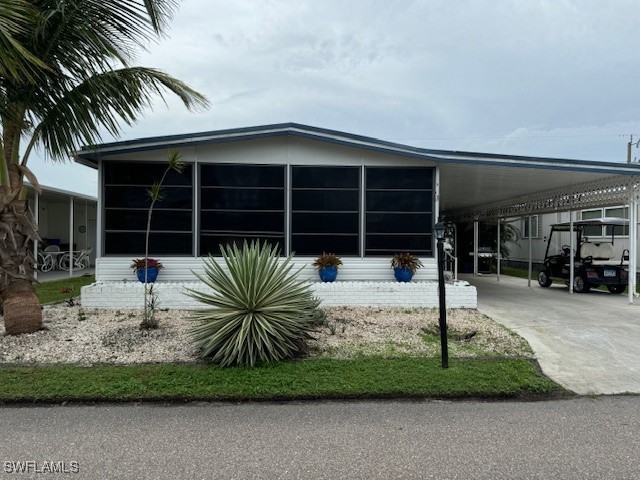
(95, 256, 438, 282)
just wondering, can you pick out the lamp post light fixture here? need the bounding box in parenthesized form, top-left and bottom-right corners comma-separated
(434, 220, 449, 369)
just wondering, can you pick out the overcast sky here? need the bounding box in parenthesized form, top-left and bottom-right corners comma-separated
(28, 0, 640, 196)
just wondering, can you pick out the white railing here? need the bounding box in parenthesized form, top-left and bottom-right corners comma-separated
(444, 251, 458, 281)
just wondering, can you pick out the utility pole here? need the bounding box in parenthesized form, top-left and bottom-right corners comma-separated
(628, 135, 640, 164)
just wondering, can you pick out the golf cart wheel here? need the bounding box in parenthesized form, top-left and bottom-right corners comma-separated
(607, 284, 626, 294)
(537, 270, 552, 287)
(573, 275, 590, 293)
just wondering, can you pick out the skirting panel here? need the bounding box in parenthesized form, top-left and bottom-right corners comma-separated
(81, 281, 477, 309)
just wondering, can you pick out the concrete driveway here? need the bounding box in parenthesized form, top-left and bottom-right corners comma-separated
(465, 274, 640, 395)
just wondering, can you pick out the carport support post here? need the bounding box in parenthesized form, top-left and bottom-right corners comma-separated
(33, 191, 39, 281)
(69, 197, 74, 277)
(629, 194, 637, 304)
(473, 220, 479, 276)
(569, 212, 574, 294)
(528, 218, 532, 288)
(497, 219, 501, 282)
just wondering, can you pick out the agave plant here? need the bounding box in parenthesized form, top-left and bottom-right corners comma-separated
(186, 241, 321, 367)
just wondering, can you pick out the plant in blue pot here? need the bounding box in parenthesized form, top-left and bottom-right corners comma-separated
(313, 252, 343, 282)
(131, 258, 164, 283)
(391, 252, 423, 282)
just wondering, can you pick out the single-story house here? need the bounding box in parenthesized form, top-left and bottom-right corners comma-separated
(75, 123, 640, 308)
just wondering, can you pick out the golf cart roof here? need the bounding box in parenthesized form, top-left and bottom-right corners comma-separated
(551, 217, 629, 232)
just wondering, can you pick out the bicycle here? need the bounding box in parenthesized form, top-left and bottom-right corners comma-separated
(58, 247, 92, 271)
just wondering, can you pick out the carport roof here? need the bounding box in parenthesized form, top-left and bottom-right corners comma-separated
(75, 123, 640, 221)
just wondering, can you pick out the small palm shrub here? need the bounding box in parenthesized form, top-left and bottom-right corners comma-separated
(186, 241, 321, 367)
(312, 252, 343, 269)
(391, 252, 423, 274)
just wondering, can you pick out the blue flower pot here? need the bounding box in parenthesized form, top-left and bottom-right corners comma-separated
(394, 267, 413, 283)
(318, 266, 338, 283)
(136, 266, 159, 283)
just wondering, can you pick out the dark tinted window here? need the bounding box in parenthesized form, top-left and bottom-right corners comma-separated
(365, 167, 433, 256)
(199, 164, 285, 256)
(102, 161, 193, 255)
(200, 164, 284, 187)
(366, 167, 433, 190)
(201, 188, 284, 210)
(105, 209, 192, 231)
(291, 235, 359, 256)
(104, 161, 192, 186)
(291, 166, 360, 255)
(104, 232, 192, 255)
(200, 235, 284, 256)
(292, 166, 360, 189)
(105, 186, 192, 209)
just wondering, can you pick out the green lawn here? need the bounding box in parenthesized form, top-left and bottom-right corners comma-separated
(35, 275, 95, 304)
(16, 274, 563, 403)
(0, 358, 564, 403)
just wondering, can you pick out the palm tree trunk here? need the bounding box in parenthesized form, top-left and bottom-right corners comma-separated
(0, 192, 42, 335)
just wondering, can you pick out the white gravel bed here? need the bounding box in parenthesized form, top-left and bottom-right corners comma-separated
(0, 303, 532, 365)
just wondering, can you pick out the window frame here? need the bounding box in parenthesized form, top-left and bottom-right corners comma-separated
(198, 163, 286, 256)
(521, 215, 539, 239)
(102, 160, 194, 256)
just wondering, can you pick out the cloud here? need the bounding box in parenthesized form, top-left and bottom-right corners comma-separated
(31, 0, 640, 195)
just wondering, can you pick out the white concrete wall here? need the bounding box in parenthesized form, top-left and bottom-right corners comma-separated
(81, 280, 477, 309)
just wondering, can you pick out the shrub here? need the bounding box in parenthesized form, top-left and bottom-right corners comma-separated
(186, 241, 321, 367)
(391, 252, 423, 274)
(312, 252, 343, 269)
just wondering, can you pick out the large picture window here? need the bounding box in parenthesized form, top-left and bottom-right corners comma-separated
(291, 166, 360, 255)
(365, 167, 433, 256)
(199, 164, 285, 255)
(103, 161, 193, 255)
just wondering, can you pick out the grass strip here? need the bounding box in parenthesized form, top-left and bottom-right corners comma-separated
(0, 357, 563, 403)
(35, 275, 95, 304)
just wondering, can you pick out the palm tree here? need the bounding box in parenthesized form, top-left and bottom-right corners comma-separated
(0, 0, 209, 334)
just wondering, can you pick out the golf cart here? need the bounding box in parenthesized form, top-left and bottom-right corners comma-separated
(538, 217, 629, 293)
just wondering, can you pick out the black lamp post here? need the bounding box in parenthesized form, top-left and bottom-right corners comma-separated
(434, 220, 449, 369)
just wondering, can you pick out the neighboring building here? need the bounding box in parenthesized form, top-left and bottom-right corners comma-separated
(27, 183, 97, 267)
(503, 207, 632, 271)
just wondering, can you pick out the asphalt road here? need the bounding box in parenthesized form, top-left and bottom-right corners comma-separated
(1, 397, 639, 479)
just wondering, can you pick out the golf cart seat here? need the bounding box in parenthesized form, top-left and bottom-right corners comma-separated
(580, 242, 616, 265)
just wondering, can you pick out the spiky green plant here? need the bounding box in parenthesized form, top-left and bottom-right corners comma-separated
(186, 241, 321, 367)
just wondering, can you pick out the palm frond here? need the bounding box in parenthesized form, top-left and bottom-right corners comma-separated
(24, 67, 209, 161)
(0, 0, 46, 82)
